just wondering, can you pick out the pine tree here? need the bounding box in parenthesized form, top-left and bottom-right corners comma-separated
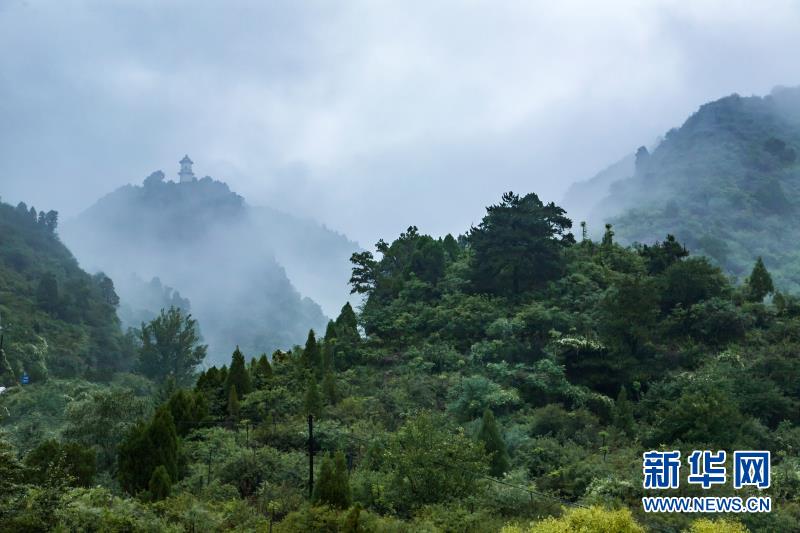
(148, 465, 172, 501)
(304, 375, 322, 418)
(324, 320, 338, 343)
(253, 353, 272, 389)
(335, 303, 359, 343)
(322, 369, 337, 405)
(747, 256, 774, 302)
(118, 406, 179, 494)
(167, 389, 207, 437)
(226, 346, 252, 396)
(334, 303, 360, 369)
(227, 385, 240, 422)
(612, 387, 635, 437)
(477, 409, 509, 477)
(313, 452, 351, 509)
(342, 503, 363, 533)
(303, 330, 322, 372)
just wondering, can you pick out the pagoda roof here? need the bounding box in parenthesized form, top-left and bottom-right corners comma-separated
(180, 155, 193, 164)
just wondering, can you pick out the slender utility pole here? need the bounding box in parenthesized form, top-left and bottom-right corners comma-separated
(308, 414, 314, 498)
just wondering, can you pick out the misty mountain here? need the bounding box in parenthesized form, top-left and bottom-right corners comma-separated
(560, 152, 635, 228)
(570, 86, 800, 292)
(62, 166, 359, 364)
(0, 199, 127, 380)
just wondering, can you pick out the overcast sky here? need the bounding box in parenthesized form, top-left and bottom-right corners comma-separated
(1, 0, 799, 246)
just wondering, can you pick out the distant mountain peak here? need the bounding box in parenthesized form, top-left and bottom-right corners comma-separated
(570, 85, 800, 292)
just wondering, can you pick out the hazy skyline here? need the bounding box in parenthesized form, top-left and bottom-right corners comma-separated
(2, 0, 799, 246)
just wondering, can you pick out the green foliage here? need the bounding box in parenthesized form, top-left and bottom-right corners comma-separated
(322, 369, 337, 405)
(611, 387, 634, 438)
(226, 346, 252, 396)
(304, 375, 322, 418)
(747, 256, 774, 302)
(502, 505, 644, 532)
(469, 191, 575, 295)
(303, 330, 322, 373)
(148, 465, 172, 501)
(227, 385, 240, 421)
(117, 406, 179, 495)
(478, 409, 510, 477)
(313, 451, 351, 509)
(686, 517, 749, 533)
(137, 306, 207, 387)
(382, 411, 488, 511)
(24, 439, 96, 487)
(0, 199, 125, 379)
(167, 388, 207, 437)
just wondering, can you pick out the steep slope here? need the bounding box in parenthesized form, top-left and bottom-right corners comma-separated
(61, 169, 355, 363)
(560, 152, 635, 227)
(0, 200, 125, 381)
(576, 86, 800, 291)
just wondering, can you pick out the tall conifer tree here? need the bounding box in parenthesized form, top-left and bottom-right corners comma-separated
(747, 256, 774, 302)
(226, 346, 252, 396)
(477, 409, 509, 477)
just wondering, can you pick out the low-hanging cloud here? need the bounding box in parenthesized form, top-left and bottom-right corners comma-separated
(1, 0, 800, 246)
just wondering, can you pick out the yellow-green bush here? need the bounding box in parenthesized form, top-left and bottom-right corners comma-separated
(502, 506, 644, 533)
(685, 517, 749, 533)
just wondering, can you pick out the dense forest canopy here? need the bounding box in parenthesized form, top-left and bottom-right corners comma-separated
(0, 199, 130, 380)
(2, 185, 798, 532)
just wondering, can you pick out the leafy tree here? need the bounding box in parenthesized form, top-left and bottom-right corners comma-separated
(137, 306, 207, 387)
(226, 346, 252, 396)
(348, 251, 378, 294)
(304, 375, 323, 418)
(0, 435, 25, 515)
(24, 440, 96, 487)
(469, 191, 574, 295)
(385, 412, 488, 510)
(63, 387, 152, 471)
(659, 257, 729, 312)
(686, 518, 748, 533)
(747, 256, 774, 302)
(43, 210, 58, 233)
(477, 409, 510, 477)
(501, 506, 643, 532)
(148, 465, 172, 501)
(638, 234, 688, 274)
(313, 451, 351, 509)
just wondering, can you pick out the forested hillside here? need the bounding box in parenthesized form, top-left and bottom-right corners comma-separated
(61, 171, 345, 363)
(0, 199, 128, 381)
(2, 191, 797, 532)
(570, 86, 800, 293)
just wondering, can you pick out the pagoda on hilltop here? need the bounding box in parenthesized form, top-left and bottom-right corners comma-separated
(178, 155, 196, 183)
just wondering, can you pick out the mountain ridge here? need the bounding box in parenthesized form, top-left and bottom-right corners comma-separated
(62, 167, 359, 363)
